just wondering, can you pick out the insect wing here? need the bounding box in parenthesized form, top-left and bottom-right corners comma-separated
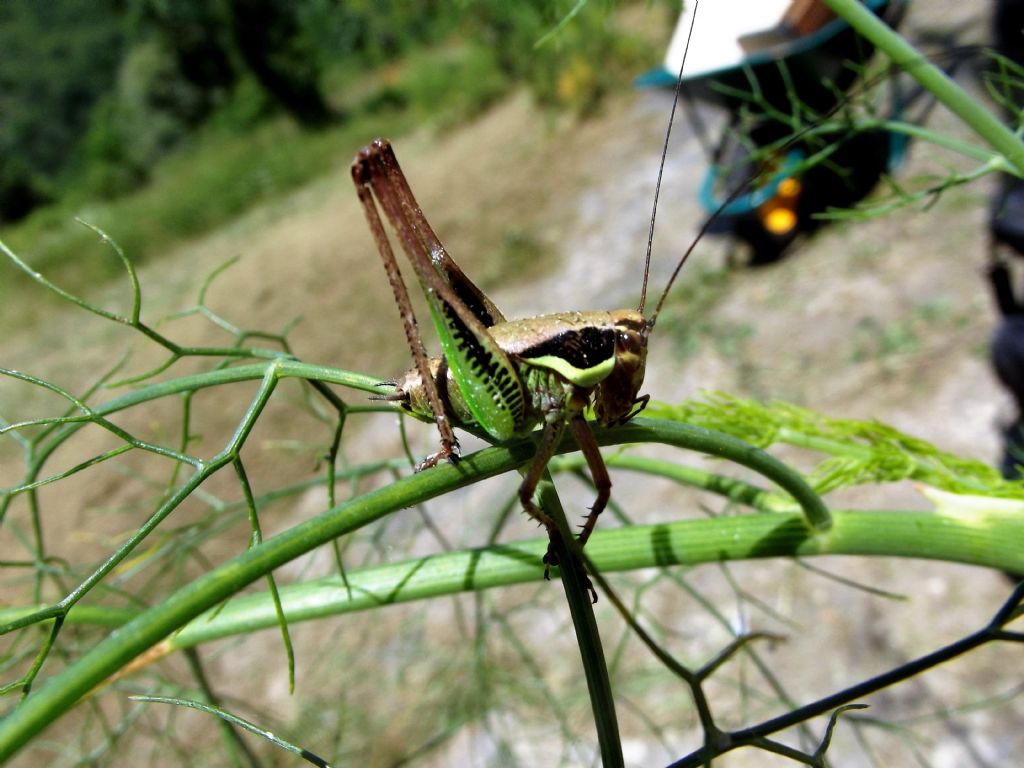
(426, 296, 526, 441)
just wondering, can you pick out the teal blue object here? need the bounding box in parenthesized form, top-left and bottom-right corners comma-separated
(635, 0, 891, 89)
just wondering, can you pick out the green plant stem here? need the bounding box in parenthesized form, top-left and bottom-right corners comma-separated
(0, 432, 530, 761)
(3, 500, 1015, 649)
(551, 453, 776, 511)
(0, 419, 1013, 760)
(539, 480, 623, 768)
(601, 420, 832, 530)
(821, 0, 1024, 175)
(1, 473, 1018, 760)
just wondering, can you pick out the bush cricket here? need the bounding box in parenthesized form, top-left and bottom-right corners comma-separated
(350, 8, 705, 595)
(349, 129, 703, 593)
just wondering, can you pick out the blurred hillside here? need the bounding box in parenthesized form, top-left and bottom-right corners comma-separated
(0, 0, 659, 286)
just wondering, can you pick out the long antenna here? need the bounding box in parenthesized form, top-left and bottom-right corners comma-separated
(638, 0, 700, 316)
(646, 6, 908, 328)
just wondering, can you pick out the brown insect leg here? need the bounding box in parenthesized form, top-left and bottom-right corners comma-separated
(571, 414, 611, 550)
(516, 416, 565, 573)
(372, 140, 505, 327)
(626, 393, 651, 423)
(351, 156, 459, 469)
(517, 412, 599, 602)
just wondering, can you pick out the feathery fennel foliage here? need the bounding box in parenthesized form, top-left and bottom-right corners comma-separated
(650, 395, 1024, 498)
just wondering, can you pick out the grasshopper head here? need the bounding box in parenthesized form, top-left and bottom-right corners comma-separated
(593, 310, 649, 426)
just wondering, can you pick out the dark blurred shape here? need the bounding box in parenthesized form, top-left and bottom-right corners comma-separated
(986, 0, 1024, 583)
(717, 125, 897, 265)
(643, 0, 910, 264)
(990, 302, 1024, 583)
(0, 159, 51, 223)
(988, 0, 1024, 256)
(994, 0, 1024, 73)
(140, 3, 237, 100)
(0, 0, 123, 222)
(987, 0, 1024, 458)
(991, 175, 1024, 257)
(227, 0, 334, 127)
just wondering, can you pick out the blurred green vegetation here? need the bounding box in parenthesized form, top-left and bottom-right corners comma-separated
(0, 0, 657, 292)
(0, 0, 124, 218)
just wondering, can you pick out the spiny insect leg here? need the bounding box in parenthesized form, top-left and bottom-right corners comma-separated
(370, 139, 505, 327)
(357, 140, 526, 446)
(625, 394, 651, 423)
(571, 414, 610, 550)
(518, 418, 563, 541)
(517, 414, 598, 602)
(351, 156, 459, 468)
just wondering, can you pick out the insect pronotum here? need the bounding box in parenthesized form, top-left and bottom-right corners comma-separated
(350, 8, 704, 594)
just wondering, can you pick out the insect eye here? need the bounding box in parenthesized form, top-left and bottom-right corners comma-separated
(618, 330, 641, 353)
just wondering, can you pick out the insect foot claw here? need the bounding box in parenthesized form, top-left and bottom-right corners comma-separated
(542, 548, 560, 577)
(413, 455, 438, 473)
(414, 442, 460, 472)
(542, 547, 595, 602)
